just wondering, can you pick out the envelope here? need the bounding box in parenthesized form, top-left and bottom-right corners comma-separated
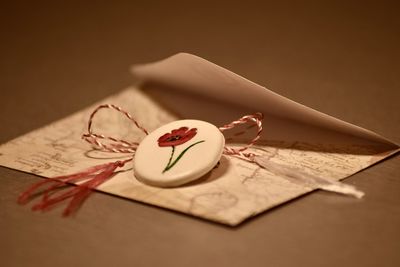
(0, 53, 398, 226)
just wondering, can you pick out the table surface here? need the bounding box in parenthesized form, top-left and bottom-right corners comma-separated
(1, 1, 399, 267)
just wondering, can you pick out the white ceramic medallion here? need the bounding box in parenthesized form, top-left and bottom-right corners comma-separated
(134, 119, 225, 187)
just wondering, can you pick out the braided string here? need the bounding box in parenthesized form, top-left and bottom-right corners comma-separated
(218, 112, 263, 160)
(82, 104, 148, 153)
(82, 104, 263, 159)
(18, 104, 264, 216)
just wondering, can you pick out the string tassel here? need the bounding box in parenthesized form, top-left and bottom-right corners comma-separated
(18, 158, 132, 216)
(17, 102, 365, 218)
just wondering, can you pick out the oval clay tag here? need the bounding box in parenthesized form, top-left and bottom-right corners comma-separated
(133, 119, 225, 187)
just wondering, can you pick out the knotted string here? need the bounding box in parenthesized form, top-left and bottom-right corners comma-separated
(219, 112, 263, 160)
(82, 104, 149, 153)
(18, 104, 264, 216)
(18, 104, 364, 216)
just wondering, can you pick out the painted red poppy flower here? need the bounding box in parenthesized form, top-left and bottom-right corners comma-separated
(158, 127, 197, 147)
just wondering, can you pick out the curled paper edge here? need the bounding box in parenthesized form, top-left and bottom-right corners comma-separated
(131, 53, 398, 148)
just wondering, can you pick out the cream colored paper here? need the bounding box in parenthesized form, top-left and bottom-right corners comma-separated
(0, 53, 398, 226)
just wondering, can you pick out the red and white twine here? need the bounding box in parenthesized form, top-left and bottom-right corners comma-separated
(18, 104, 264, 216)
(218, 112, 263, 160)
(82, 104, 148, 153)
(82, 104, 263, 159)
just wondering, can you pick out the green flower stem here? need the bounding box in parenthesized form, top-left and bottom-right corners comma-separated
(163, 140, 205, 173)
(163, 146, 175, 173)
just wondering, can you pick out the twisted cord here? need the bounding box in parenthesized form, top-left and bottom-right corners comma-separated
(82, 104, 148, 153)
(82, 104, 263, 158)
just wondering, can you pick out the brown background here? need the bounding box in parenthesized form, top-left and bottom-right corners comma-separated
(1, 1, 399, 266)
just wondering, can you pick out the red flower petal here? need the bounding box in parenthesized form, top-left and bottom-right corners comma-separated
(158, 127, 198, 147)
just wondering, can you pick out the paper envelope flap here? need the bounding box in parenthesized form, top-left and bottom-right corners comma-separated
(132, 53, 397, 149)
